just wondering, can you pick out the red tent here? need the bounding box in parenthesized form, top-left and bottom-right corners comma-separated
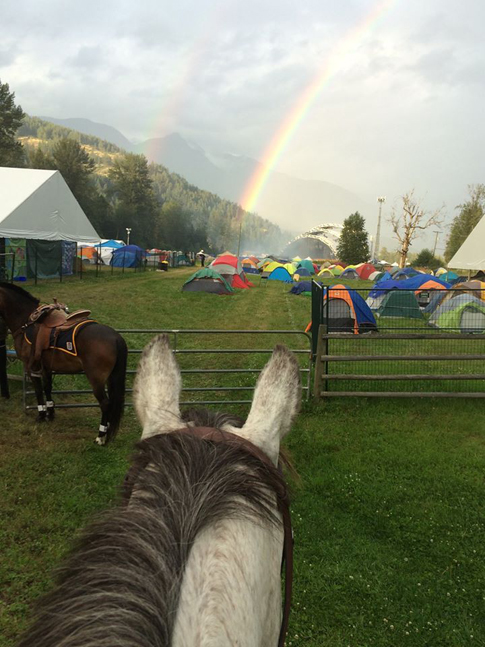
(356, 263, 376, 280)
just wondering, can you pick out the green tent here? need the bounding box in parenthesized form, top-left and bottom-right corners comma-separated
(182, 267, 234, 295)
(376, 290, 423, 319)
(430, 294, 485, 332)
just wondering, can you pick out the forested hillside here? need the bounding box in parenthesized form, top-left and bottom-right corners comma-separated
(18, 115, 287, 253)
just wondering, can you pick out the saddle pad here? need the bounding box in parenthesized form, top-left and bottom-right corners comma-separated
(24, 320, 96, 357)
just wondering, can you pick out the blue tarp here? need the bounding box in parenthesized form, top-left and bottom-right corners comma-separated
(370, 274, 451, 298)
(100, 239, 124, 248)
(110, 244, 146, 268)
(289, 281, 312, 294)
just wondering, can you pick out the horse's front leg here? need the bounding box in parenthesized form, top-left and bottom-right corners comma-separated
(30, 372, 47, 422)
(42, 369, 55, 420)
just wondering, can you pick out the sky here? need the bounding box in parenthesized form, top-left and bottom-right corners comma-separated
(2, 0, 485, 254)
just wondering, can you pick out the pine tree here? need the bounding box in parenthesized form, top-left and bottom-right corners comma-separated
(336, 212, 370, 264)
(0, 80, 25, 166)
(445, 185, 485, 261)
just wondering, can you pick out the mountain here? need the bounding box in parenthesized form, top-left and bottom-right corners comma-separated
(19, 115, 287, 254)
(135, 134, 372, 233)
(32, 116, 373, 234)
(39, 117, 134, 151)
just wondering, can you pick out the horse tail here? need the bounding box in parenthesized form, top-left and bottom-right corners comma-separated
(106, 334, 128, 442)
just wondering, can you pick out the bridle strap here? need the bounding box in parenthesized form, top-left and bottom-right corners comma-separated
(174, 426, 293, 647)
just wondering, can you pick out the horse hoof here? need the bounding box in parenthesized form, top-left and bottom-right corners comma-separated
(37, 414, 47, 423)
(94, 436, 107, 446)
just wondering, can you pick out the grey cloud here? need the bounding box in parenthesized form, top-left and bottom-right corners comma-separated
(66, 46, 103, 69)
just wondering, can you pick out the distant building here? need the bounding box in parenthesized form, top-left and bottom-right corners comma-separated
(283, 223, 343, 258)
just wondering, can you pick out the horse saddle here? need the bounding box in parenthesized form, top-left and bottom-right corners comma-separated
(25, 302, 92, 374)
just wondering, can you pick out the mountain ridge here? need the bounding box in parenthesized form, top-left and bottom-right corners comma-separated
(34, 115, 373, 233)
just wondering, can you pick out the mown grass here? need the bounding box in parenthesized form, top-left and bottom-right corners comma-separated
(1, 269, 485, 646)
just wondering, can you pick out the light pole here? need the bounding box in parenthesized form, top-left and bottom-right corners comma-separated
(374, 197, 386, 261)
(433, 231, 440, 257)
(126, 227, 132, 246)
(236, 207, 243, 258)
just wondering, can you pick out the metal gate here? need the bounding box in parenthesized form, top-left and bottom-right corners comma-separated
(21, 329, 312, 411)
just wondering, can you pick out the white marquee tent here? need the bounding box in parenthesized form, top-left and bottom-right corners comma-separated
(448, 215, 485, 271)
(0, 167, 100, 242)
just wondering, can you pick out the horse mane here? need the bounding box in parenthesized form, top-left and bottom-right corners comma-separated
(0, 282, 39, 306)
(18, 426, 288, 647)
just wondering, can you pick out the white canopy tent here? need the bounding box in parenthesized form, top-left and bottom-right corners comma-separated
(0, 167, 100, 242)
(448, 216, 485, 271)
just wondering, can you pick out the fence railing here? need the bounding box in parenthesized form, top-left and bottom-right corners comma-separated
(18, 329, 312, 410)
(311, 280, 485, 398)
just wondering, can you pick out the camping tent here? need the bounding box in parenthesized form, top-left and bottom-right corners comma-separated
(182, 268, 233, 295)
(317, 268, 334, 279)
(429, 293, 485, 332)
(340, 268, 359, 280)
(297, 260, 315, 274)
(434, 294, 485, 331)
(394, 267, 420, 280)
(320, 285, 378, 333)
(99, 239, 124, 265)
(268, 267, 293, 282)
(375, 291, 423, 319)
(111, 245, 146, 268)
(355, 263, 375, 280)
(210, 253, 253, 288)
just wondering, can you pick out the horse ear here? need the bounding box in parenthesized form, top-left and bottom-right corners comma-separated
(133, 334, 183, 437)
(238, 345, 301, 463)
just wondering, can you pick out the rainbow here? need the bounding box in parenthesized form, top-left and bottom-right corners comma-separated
(239, 0, 395, 215)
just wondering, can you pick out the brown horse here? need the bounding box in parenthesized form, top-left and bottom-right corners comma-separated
(0, 282, 127, 444)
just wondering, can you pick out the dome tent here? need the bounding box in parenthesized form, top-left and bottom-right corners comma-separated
(110, 245, 146, 268)
(429, 293, 485, 332)
(306, 284, 378, 334)
(182, 268, 233, 295)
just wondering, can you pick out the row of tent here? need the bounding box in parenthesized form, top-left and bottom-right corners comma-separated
(293, 275, 485, 334)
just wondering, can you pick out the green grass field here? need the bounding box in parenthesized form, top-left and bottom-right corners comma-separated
(1, 269, 485, 646)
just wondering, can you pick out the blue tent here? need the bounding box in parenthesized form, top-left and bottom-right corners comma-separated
(111, 245, 146, 268)
(439, 270, 460, 284)
(340, 268, 359, 280)
(295, 267, 312, 277)
(268, 267, 293, 282)
(370, 274, 450, 298)
(308, 284, 377, 333)
(394, 267, 419, 280)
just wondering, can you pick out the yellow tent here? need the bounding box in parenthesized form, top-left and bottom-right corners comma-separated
(284, 263, 296, 275)
(332, 265, 344, 276)
(264, 261, 284, 274)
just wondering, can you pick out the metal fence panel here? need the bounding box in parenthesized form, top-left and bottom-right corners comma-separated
(21, 329, 312, 411)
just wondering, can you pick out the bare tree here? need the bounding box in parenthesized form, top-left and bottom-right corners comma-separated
(389, 190, 444, 268)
